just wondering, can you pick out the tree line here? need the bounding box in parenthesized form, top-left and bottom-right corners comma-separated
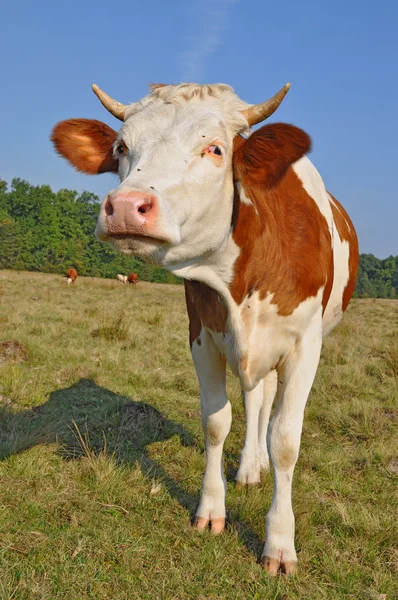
(0, 178, 397, 297)
(356, 253, 398, 299)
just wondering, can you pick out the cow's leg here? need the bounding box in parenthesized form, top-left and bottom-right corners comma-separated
(258, 369, 277, 473)
(235, 380, 263, 486)
(192, 329, 231, 535)
(236, 370, 277, 485)
(262, 316, 322, 576)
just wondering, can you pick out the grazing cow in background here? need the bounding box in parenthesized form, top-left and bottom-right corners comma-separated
(51, 81, 359, 576)
(127, 272, 139, 284)
(116, 274, 127, 284)
(65, 267, 77, 285)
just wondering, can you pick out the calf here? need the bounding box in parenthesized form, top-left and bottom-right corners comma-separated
(51, 81, 359, 575)
(127, 272, 139, 284)
(116, 274, 127, 284)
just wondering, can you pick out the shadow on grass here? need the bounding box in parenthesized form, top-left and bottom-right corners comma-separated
(0, 378, 263, 558)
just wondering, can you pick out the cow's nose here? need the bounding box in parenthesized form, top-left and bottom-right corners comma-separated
(105, 191, 157, 234)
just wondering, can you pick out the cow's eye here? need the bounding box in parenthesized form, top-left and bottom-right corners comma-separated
(208, 145, 222, 156)
(115, 141, 128, 156)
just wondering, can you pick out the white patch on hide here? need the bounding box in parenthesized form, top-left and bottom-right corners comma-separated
(293, 157, 334, 235)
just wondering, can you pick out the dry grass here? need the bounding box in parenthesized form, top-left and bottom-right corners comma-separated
(91, 310, 130, 342)
(0, 270, 397, 599)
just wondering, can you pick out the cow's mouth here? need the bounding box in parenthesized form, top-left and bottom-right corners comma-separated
(109, 233, 167, 244)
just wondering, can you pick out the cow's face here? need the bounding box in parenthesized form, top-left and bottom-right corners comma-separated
(51, 83, 288, 267)
(103, 100, 244, 265)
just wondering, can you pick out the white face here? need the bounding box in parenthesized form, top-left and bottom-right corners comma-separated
(95, 101, 237, 267)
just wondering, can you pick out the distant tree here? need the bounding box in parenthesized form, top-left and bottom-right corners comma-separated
(355, 254, 397, 298)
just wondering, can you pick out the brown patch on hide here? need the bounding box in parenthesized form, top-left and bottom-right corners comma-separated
(329, 194, 359, 311)
(184, 281, 227, 346)
(51, 119, 118, 175)
(184, 282, 201, 346)
(231, 125, 333, 316)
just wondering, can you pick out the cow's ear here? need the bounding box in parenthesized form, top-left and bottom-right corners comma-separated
(233, 123, 311, 188)
(51, 119, 118, 174)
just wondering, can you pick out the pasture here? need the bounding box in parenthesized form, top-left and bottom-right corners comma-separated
(0, 270, 396, 599)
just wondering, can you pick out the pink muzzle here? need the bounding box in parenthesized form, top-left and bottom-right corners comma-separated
(104, 191, 158, 236)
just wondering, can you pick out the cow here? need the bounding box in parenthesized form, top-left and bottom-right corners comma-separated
(127, 272, 139, 284)
(51, 81, 359, 576)
(65, 267, 77, 285)
(116, 274, 128, 284)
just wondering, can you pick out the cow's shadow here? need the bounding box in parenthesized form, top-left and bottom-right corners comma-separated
(0, 379, 263, 558)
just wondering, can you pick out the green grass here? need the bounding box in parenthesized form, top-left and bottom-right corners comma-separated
(0, 270, 397, 599)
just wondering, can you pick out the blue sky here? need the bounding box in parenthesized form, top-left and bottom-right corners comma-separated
(1, 0, 397, 257)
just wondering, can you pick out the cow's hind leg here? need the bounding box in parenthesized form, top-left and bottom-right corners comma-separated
(235, 370, 276, 486)
(258, 369, 277, 473)
(262, 313, 322, 576)
(192, 329, 231, 534)
(236, 380, 263, 486)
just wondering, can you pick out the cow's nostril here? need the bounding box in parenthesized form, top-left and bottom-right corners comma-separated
(138, 199, 153, 215)
(105, 198, 113, 216)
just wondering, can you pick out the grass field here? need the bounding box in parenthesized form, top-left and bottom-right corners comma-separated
(0, 269, 397, 600)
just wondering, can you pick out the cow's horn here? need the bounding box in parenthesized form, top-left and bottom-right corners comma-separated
(241, 83, 291, 127)
(92, 84, 127, 121)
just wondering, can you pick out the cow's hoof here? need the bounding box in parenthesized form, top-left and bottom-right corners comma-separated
(235, 461, 261, 487)
(192, 516, 226, 535)
(210, 517, 225, 534)
(235, 479, 260, 489)
(261, 555, 297, 576)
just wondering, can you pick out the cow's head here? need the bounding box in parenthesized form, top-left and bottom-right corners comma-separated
(51, 82, 290, 267)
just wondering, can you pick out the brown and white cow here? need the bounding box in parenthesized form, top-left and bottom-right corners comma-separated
(127, 272, 139, 284)
(65, 267, 78, 284)
(51, 82, 358, 575)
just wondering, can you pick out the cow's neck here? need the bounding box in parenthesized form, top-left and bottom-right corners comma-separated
(172, 181, 266, 362)
(172, 176, 275, 304)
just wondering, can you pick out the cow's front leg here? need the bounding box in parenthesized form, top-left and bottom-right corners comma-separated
(236, 370, 277, 485)
(262, 315, 322, 576)
(192, 329, 231, 535)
